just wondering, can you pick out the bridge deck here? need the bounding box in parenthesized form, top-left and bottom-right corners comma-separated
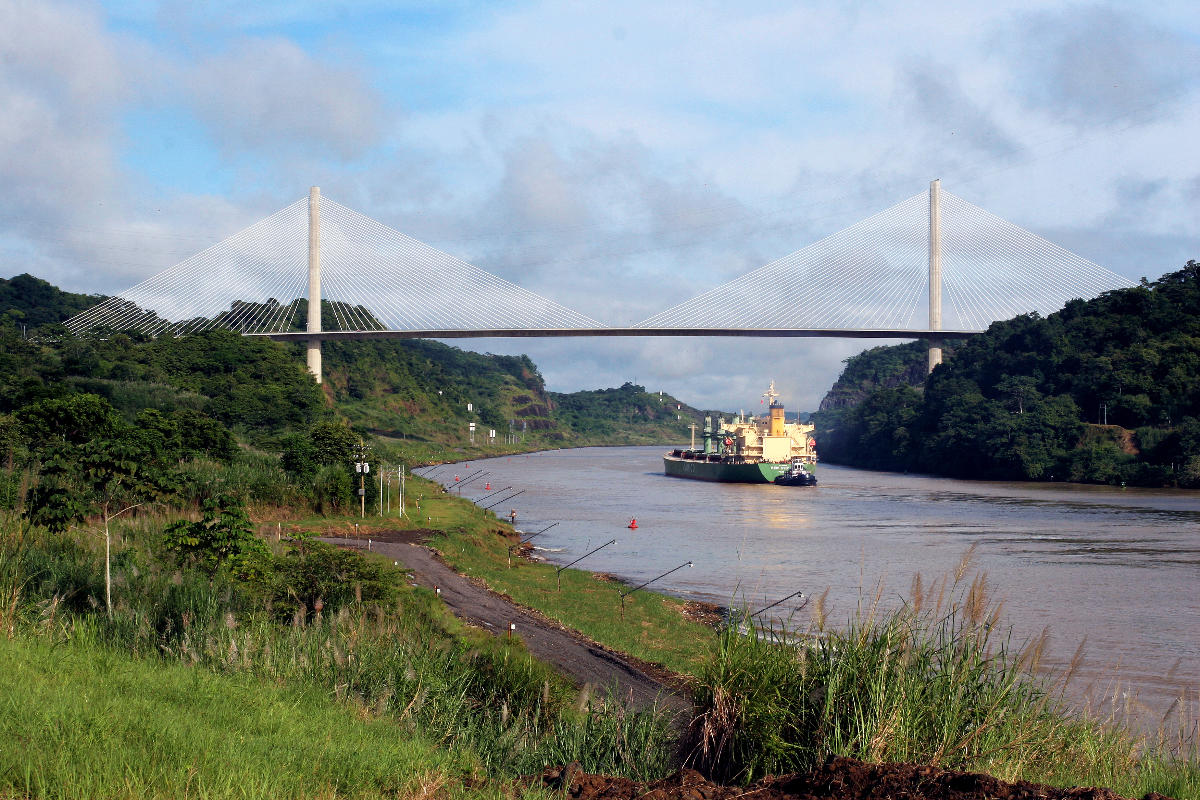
(250, 327, 982, 341)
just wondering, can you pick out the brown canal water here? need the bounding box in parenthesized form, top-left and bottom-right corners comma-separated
(423, 446, 1200, 728)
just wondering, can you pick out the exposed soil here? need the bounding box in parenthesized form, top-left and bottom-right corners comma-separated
(530, 756, 1174, 800)
(323, 531, 691, 718)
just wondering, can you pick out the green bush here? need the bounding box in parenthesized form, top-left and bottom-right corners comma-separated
(266, 535, 400, 622)
(162, 494, 269, 578)
(313, 465, 353, 513)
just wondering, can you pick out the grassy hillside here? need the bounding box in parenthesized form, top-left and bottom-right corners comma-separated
(320, 341, 707, 448)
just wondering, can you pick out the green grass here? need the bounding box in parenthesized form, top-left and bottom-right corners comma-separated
(0, 632, 472, 800)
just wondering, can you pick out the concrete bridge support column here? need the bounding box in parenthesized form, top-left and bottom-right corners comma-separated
(927, 178, 943, 373)
(307, 186, 322, 383)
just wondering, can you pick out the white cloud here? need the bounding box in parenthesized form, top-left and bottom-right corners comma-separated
(1004, 5, 1200, 127)
(185, 38, 387, 158)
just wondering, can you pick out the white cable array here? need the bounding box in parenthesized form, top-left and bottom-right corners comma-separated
(64, 187, 1136, 338)
(65, 200, 309, 336)
(317, 199, 602, 331)
(635, 188, 1135, 331)
(64, 195, 603, 336)
(939, 190, 1134, 330)
(635, 193, 930, 330)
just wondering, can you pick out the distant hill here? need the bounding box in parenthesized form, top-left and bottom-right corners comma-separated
(318, 338, 707, 447)
(550, 383, 713, 446)
(0, 273, 104, 330)
(812, 261, 1200, 487)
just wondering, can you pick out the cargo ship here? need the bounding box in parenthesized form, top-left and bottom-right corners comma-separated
(664, 382, 817, 485)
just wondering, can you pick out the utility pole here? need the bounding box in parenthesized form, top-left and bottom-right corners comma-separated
(353, 438, 368, 519)
(928, 178, 943, 374)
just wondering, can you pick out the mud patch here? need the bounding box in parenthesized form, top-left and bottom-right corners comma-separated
(679, 601, 725, 629)
(337, 528, 438, 545)
(530, 756, 1170, 800)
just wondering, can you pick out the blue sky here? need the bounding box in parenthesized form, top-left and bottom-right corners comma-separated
(2, 0, 1198, 409)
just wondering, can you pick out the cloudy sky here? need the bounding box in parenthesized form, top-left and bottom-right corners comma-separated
(2, 0, 1198, 410)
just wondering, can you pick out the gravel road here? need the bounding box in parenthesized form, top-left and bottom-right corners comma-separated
(324, 533, 692, 719)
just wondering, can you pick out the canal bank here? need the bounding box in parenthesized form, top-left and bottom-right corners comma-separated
(423, 446, 1200, 729)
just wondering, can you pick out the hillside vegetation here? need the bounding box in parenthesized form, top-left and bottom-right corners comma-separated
(1, 272, 704, 452)
(0, 273, 102, 330)
(813, 261, 1200, 486)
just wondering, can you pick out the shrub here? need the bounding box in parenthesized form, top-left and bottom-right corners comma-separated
(162, 494, 269, 578)
(266, 535, 400, 622)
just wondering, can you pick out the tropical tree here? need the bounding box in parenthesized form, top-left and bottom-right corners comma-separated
(80, 435, 170, 615)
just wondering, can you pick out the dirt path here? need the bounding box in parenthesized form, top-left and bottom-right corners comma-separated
(324, 533, 691, 719)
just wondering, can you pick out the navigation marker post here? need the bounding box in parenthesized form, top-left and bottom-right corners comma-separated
(397, 465, 405, 518)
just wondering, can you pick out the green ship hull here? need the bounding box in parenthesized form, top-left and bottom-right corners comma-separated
(663, 454, 791, 483)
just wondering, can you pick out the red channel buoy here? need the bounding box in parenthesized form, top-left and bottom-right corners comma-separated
(628, 518, 638, 529)
(454, 475, 460, 482)
(484, 483, 491, 491)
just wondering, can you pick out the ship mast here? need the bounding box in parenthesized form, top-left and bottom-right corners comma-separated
(762, 380, 780, 408)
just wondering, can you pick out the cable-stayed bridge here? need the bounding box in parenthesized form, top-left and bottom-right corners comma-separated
(65, 182, 1134, 382)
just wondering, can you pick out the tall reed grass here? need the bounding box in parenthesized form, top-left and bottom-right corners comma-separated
(688, 556, 1199, 798)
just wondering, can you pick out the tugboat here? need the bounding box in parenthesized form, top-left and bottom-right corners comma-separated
(774, 460, 818, 486)
(663, 381, 817, 485)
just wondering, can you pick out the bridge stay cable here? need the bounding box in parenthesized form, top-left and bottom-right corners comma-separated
(63, 184, 1135, 381)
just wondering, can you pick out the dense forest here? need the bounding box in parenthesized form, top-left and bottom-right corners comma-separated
(0, 272, 709, 522)
(812, 261, 1200, 487)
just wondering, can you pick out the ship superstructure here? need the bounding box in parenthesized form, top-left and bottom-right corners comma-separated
(664, 381, 817, 484)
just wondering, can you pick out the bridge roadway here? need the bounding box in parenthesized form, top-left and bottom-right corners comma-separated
(253, 327, 981, 342)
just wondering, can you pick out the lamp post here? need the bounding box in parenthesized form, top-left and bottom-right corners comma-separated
(748, 590, 810, 638)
